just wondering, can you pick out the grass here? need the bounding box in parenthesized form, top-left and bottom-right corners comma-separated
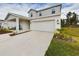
(45, 27, 79, 56)
(61, 27, 79, 37)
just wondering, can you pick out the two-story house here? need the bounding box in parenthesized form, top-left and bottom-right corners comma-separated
(28, 4, 61, 32)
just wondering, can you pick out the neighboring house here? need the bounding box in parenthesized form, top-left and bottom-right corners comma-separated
(0, 13, 30, 33)
(0, 4, 61, 33)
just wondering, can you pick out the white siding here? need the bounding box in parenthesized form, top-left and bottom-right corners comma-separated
(20, 20, 30, 31)
(28, 10, 37, 18)
(28, 5, 61, 19)
(37, 6, 61, 17)
(7, 21, 16, 28)
(6, 15, 16, 20)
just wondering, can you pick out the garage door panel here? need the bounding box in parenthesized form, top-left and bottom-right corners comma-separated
(30, 21, 55, 32)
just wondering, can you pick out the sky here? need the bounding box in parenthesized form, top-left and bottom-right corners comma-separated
(62, 3, 79, 19)
(0, 3, 79, 20)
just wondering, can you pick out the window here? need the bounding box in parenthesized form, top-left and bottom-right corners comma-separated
(57, 20, 59, 24)
(57, 20, 59, 22)
(57, 23, 59, 24)
(39, 12, 42, 16)
(52, 9, 55, 14)
(31, 13, 33, 17)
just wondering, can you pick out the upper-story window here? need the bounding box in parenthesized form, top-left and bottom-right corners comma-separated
(52, 9, 55, 14)
(31, 13, 33, 17)
(39, 12, 42, 16)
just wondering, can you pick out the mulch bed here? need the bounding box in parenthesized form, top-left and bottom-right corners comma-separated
(0, 30, 12, 34)
(53, 33, 77, 43)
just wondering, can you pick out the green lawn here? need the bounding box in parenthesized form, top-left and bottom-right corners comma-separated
(45, 27, 79, 56)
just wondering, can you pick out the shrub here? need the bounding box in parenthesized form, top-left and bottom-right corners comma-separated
(0, 28, 12, 34)
(53, 33, 76, 42)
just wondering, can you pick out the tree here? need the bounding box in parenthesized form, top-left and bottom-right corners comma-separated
(72, 12, 77, 25)
(66, 12, 77, 26)
(66, 12, 72, 25)
(61, 19, 66, 27)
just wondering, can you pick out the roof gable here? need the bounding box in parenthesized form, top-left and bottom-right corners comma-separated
(28, 4, 61, 13)
(28, 9, 37, 13)
(0, 9, 28, 20)
(5, 12, 28, 20)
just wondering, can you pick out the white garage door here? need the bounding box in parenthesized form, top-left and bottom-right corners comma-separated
(30, 20, 55, 32)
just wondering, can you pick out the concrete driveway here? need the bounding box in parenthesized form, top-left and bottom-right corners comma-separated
(0, 31, 53, 56)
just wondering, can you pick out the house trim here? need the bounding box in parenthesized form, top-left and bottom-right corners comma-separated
(28, 4, 61, 13)
(31, 19, 55, 22)
(29, 14, 61, 20)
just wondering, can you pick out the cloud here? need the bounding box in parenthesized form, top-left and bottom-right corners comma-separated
(1, 3, 78, 20)
(61, 3, 79, 19)
(36, 3, 61, 10)
(0, 3, 30, 11)
(0, 3, 48, 12)
(0, 3, 48, 20)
